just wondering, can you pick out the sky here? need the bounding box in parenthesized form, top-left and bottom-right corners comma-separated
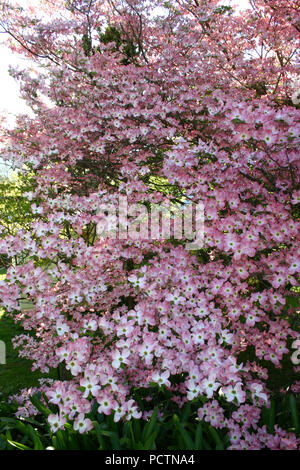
(0, 0, 37, 175)
(0, 0, 35, 122)
(0, 44, 32, 123)
(0, 43, 33, 176)
(0, 0, 251, 175)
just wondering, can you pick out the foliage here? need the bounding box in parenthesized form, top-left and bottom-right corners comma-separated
(0, 306, 57, 407)
(0, 392, 299, 450)
(0, 172, 35, 267)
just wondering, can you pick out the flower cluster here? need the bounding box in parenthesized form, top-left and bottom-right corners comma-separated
(0, 0, 299, 449)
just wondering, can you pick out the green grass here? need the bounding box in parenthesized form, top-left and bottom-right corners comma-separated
(0, 268, 60, 416)
(0, 304, 56, 414)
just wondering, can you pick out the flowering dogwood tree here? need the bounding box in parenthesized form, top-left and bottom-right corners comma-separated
(0, 0, 299, 449)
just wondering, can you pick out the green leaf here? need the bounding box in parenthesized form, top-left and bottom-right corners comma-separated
(53, 430, 66, 450)
(51, 435, 58, 449)
(208, 426, 224, 450)
(5, 429, 13, 442)
(143, 429, 159, 450)
(7, 440, 32, 450)
(202, 437, 212, 450)
(285, 295, 299, 309)
(110, 431, 121, 450)
(232, 118, 246, 124)
(29, 394, 51, 417)
(181, 404, 191, 423)
(0, 436, 7, 450)
(289, 395, 299, 434)
(66, 433, 80, 451)
(194, 423, 203, 449)
(26, 424, 44, 450)
(142, 407, 158, 443)
(132, 418, 142, 441)
(82, 434, 95, 450)
(92, 421, 106, 449)
(173, 415, 195, 450)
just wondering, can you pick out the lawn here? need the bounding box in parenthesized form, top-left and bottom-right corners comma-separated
(0, 301, 56, 415)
